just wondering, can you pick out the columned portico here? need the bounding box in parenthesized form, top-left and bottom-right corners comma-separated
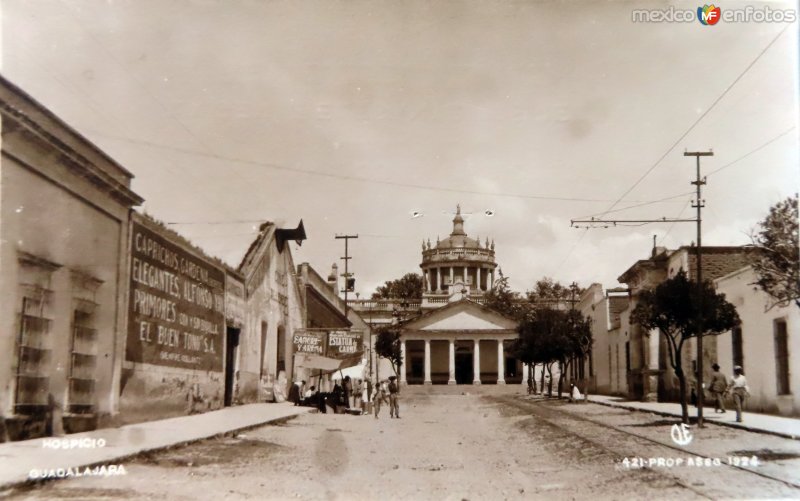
(448, 339, 456, 384)
(497, 340, 505, 384)
(473, 339, 481, 385)
(424, 339, 432, 385)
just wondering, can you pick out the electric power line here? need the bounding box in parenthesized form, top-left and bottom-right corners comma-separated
(598, 22, 792, 218)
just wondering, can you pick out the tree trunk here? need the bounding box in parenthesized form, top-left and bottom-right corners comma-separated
(557, 359, 566, 398)
(546, 363, 554, 396)
(540, 364, 546, 395)
(676, 365, 689, 424)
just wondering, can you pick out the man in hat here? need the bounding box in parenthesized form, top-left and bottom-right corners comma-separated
(388, 375, 400, 419)
(709, 363, 728, 413)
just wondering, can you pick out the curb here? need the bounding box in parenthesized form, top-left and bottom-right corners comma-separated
(0, 408, 313, 494)
(587, 398, 798, 441)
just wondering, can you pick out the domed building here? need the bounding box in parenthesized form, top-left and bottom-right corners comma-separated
(349, 205, 525, 386)
(419, 205, 498, 309)
(399, 206, 522, 386)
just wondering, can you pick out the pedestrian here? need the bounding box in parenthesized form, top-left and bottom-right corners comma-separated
(709, 363, 728, 413)
(727, 366, 750, 423)
(372, 379, 388, 418)
(354, 378, 363, 410)
(361, 380, 369, 415)
(388, 375, 400, 419)
(343, 376, 352, 409)
(288, 380, 301, 406)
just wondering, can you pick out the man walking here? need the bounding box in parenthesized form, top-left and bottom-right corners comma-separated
(372, 379, 389, 419)
(388, 375, 400, 419)
(709, 363, 728, 413)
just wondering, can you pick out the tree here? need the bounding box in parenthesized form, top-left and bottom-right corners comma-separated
(372, 273, 423, 301)
(511, 307, 591, 397)
(631, 270, 740, 423)
(483, 275, 530, 321)
(374, 326, 403, 377)
(748, 194, 799, 309)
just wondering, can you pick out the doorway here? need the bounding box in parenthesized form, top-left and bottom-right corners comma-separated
(224, 327, 240, 407)
(455, 352, 473, 384)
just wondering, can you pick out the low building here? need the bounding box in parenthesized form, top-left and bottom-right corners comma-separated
(616, 244, 749, 402)
(0, 76, 143, 439)
(237, 221, 306, 403)
(119, 212, 231, 425)
(714, 266, 800, 416)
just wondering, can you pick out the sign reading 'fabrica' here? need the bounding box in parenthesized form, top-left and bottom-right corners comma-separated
(127, 221, 225, 371)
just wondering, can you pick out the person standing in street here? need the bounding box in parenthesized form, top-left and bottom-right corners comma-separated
(353, 378, 363, 411)
(388, 375, 400, 419)
(372, 379, 388, 418)
(709, 363, 728, 413)
(343, 376, 352, 409)
(727, 365, 750, 423)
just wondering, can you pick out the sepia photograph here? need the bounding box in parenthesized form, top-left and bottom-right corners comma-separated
(0, 0, 798, 499)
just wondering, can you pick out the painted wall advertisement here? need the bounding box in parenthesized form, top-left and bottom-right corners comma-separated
(127, 221, 225, 371)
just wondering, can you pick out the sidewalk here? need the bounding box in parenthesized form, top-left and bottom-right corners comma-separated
(0, 403, 314, 490)
(588, 394, 800, 439)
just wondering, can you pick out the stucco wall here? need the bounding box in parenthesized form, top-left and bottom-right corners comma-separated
(1, 129, 131, 436)
(715, 267, 800, 416)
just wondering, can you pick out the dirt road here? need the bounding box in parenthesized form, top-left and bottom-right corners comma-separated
(8, 389, 800, 500)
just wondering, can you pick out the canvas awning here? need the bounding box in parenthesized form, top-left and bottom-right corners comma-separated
(294, 351, 364, 372)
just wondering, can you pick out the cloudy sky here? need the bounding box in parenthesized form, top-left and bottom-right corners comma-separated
(3, 0, 797, 296)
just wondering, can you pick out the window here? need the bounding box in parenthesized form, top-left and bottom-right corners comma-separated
(15, 292, 54, 413)
(69, 309, 97, 414)
(774, 319, 790, 395)
(731, 326, 744, 369)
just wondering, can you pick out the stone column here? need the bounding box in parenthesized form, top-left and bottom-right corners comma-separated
(497, 340, 506, 384)
(488, 270, 494, 290)
(473, 339, 481, 385)
(400, 339, 407, 385)
(522, 363, 529, 386)
(448, 339, 456, 384)
(477, 266, 482, 291)
(424, 339, 432, 385)
(463, 266, 468, 286)
(450, 267, 454, 286)
(436, 267, 441, 292)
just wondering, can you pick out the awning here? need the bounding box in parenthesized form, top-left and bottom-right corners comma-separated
(294, 351, 364, 372)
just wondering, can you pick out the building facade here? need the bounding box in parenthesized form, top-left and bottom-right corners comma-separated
(714, 266, 799, 416)
(0, 76, 143, 439)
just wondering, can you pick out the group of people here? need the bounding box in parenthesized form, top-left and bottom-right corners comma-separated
(286, 375, 401, 418)
(708, 363, 750, 422)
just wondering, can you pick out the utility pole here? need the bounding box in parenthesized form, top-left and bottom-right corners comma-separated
(685, 150, 712, 428)
(571, 149, 713, 426)
(335, 234, 358, 318)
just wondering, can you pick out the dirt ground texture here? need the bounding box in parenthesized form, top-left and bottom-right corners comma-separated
(6, 388, 800, 500)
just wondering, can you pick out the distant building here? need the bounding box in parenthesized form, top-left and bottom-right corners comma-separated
(351, 206, 522, 385)
(599, 244, 750, 402)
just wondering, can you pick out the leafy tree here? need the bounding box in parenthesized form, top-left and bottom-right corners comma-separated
(526, 277, 584, 309)
(374, 326, 403, 378)
(748, 194, 799, 309)
(483, 275, 530, 321)
(371, 273, 423, 301)
(631, 270, 740, 423)
(511, 307, 591, 397)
